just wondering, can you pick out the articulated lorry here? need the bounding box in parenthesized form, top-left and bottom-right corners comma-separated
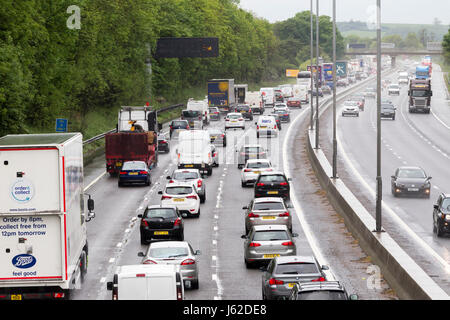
(408, 79, 432, 113)
(415, 65, 430, 80)
(0, 133, 95, 299)
(105, 106, 159, 175)
(207, 79, 236, 113)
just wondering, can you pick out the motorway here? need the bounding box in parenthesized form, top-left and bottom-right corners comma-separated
(320, 61, 450, 295)
(71, 78, 401, 300)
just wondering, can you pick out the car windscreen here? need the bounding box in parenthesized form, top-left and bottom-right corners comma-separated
(247, 161, 271, 169)
(259, 175, 286, 183)
(173, 171, 199, 180)
(236, 106, 250, 111)
(252, 231, 290, 241)
(389, 85, 399, 89)
(172, 121, 188, 128)
(253, 202, 285, 211)
(397, 169, 426, 178)
(122, 162, 146, 170)
(441, 199, 450, 213)
(149, 247, 189, 258)
(145, 208, 177, 219)
(297, 291, 347, 300)
(275, 263, 319, 275)
(182, 110, 201, 117)
(165, 186, 193, 195)
(381, 104, 394, 110)
(274, 110, 287, 114)
(228, 114, 242, 119)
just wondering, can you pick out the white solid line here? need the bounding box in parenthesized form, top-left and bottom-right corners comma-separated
(83, 171, 107, 192)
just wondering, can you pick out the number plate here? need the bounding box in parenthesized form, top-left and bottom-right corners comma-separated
(287, 283, 296, 288)
(129, 172, 138, 175)
(408, 188, 419, 192)
(116, 162, 122, 167)
(267, 191, 278, 195)
(185, 165, 194, 168)
(211, 136, 217, 139)
(154, 231, 169, 235)
(262, 216, 276, 220)
(263, 254, 280, 258)
(260, 126, 267, 129)
(11, 294, 22, 300)
(173, 198, 185, 202)
(253, 171, 261, 174)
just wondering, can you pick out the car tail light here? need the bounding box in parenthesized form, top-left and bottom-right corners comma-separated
(221, 134, 225, 138)
(139, 171, 147, 175)
(197, 180, 203, 188)
(213, 153, 217, 157)
(279, 212, 289, 217)
(225, 118, 229, 121)
(256, 183, 265, 186)
(52, 292, 65, 299)
(170, 125, 173, 129)
(248, 212, 260, 218)
(174, 218, 182, 227)
(119, 171, 127, 175)
(169, 180, 174, 183)
(186, 126, 190, 130)
(269, 278, 284, 285)
(187, 195, 198, 200)
(257, 125, 259, 130)
(161, 195, 172, 200)
(244, 169, 252, 172)
(249, 242, 261, 247)
(282, 241, 294, 246)
(312, 277, 326, 282)
(181, 259, 195, 265)
(274, 125, 277, 130)
(177, 284, 183, 300)
(280, 182, 288, 186)
(143, 259, 157, 264)
(141, 220, 149, 227)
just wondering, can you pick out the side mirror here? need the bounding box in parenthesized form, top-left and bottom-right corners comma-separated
(137, 214, 143, 218)
(106, 282, 113, 291)
(322, 265, 329, 271)
(137, 252, 145, 257)
(87, 198, 95, 212)
(292, 233, 299, 238)
(259, 266, 267, 272)
(287, 178, 292, 181)
(242, 206, 248, 210)
(286, 204, 293, 208)
(241, 235, 248, 239)
(255, 122, 257, 125)
(349, 294, 358, 300)
(433, 205, 439, 210)
(430, 91, 433, 97)
(182, 213, 188, 218)
(166, 176, 171, 179)
(427, 176, 432, 180)
(391, 175, 396, 179)
(158, 191, 163, 195)
(158, 123, 163, 132)
(195, 250, 201, 255)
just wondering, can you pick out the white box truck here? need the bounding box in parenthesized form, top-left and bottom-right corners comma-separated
(177, 130, 213, 176)
(0, 133, 95, 300)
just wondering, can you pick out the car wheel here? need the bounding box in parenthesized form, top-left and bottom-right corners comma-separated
(241, 181, 246, 187)
(145, 177, 151, 186)
(200, 192, 206, 203)
(392, 116, 395, 120)
(245, 259, 253, 269)
(118, 181, 123, 187)
(436, 226, 443, 237)
(257, 133, 260, 139)
(140, 237, 148, 245)
(191, 279, 199, 290)
(433, 222, 437, 234)
(195, 208, 201, 218)
(178, 231, 184, 241)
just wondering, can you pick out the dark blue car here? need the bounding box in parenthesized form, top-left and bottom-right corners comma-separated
(118, 161, 151, 187)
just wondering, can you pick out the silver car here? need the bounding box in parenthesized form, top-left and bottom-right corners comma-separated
(167, 169, 206, 203)
(237, 144, 268, 169)
(243, 197, 293, 234)
(138, 241, 201, 289)
(341, 101, 360, 117)
(261, 255, 329, 300)
(241, 159, 273, 187)
(241, 225, 297, 268)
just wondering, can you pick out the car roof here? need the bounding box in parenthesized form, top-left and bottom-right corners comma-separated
(123, 160, 146, 165)
(397, 166, 423, 171)
(274, 255, 317, 264)
(147, 204, 177, 210)
(252, 224, 289, 232)
(165, 181, 195, 188)
(297, 281, 346, 293)
(259, 171, 285, 176)
(246, 158, 271, 163)
(149, 241, 189, 249)
(227, 112, 242, 116)
(242, 144, 264, 148)
(173, 168, 200, 174)
(253, 197, 284, 203)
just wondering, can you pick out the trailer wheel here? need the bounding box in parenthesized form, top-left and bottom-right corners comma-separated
(80, 250, 88, 281)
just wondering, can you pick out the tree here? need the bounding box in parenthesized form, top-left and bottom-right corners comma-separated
(443, 28, 450, 65)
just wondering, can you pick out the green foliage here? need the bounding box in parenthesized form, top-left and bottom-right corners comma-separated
(443, 28, 450, 65)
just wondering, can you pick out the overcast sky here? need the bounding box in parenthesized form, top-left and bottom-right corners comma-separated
(239, 0, 450, 25)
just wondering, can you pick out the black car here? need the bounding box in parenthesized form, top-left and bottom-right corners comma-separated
(255, 171, 291, 199)
(380, 103, 396, 120)
(311, 88, 323, 97)
(157, 133, 170, 153)
(235, 104, 253, 120)
(169, 120, 189, 138)
(433, 193, 450, 237)
(391, 166, 432, 198)
(250, 103, 264, 115)
(138, 205, 185, 244)
(288, 281, 358, 300)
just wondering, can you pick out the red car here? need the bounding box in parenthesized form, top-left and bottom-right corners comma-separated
(286, 98, 301, 108)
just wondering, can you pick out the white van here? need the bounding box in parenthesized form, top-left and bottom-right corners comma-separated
(256, 116, 278, 138)
(260, 88, 275, 107)
(106, 264, 184, 300)
(292, 84, 309, 103)
(177, 130, 214, 176)
(186, 99, 209, 126)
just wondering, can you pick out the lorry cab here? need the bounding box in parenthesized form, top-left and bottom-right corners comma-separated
(107, 264, 184, 300)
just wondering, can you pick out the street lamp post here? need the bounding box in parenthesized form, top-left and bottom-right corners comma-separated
(332, 0, 337, 178)
(314, 0, 320, 149)
(375, 0, 383, 232)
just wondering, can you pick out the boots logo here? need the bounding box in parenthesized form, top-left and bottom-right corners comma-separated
(10, 179, 35, 203)
(12, 254, 37, 269)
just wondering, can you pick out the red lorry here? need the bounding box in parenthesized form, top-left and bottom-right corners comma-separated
(105, 106, 158, 175)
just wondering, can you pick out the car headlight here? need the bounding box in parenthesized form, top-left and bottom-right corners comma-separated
(445, 215, 450, 221)
(396, 183, 405, 188)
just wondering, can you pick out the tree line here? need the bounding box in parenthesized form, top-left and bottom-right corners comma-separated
(0, 1, 344, 136)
